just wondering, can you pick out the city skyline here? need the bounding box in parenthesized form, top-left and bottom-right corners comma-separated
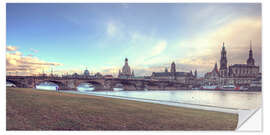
(6, 3, 262, 77)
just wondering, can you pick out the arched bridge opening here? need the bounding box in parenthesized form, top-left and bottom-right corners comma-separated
(35, 80, 64, 91)
(112, 81, 137, 91)
(77, 81, 104, 91)
(6, 80, 18, 87)
(113, 83, 124, 91)
(77, 82, 95, 92)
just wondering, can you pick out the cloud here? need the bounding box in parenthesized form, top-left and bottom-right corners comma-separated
(130, 40, 168, 66)
(53, 17, 261, 77)
(107, 22, 117, 36)
(173, 17, 261, 74)
(6, 45, 18, 51)
(100, 66, 120, 76)
(151, 40, 167, 57)
(6, 46, 63, 76)
(116, 17, 262, 77)
(30, 48, 39, 53)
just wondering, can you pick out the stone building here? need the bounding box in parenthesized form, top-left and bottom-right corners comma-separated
(250, 73, 261, 89)
(204, 63, 220, 85)
(151, 62, 196, 84)
(83, 68, 90, 76)
(220, 43, 228, 78)
(94, 72, 103, 78)
(118, 58, 134, 79)
(204, 41, 260, 87)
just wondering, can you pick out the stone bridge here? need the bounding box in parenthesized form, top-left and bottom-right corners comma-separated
(6, 76, 190, 91)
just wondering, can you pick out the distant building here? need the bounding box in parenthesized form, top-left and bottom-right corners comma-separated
(72, 73, 80, 78)
(204, 63, 220, 85)
(104, 75, 113, 79)
(132, 76, 145, 79)
(151, 62, 196, 84)
(84, 68, 90, 77)
(95, 72, 103, 78)
(204, 41, 260, 87)
(118, 58, 134, 79)
(250, 73, 261, 89)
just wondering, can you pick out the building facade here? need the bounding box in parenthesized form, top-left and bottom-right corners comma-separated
(204, 41, 260, 87)
(204, 63, 220, 85)
(118, 58, 134, 79)
(151, 62, 197, 84)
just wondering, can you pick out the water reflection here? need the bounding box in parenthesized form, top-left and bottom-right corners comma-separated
(113, 83, 124, 91)
(77, 83, 95, 92)
(6, 81, 16, 87)
(87, 90, 261, 109)
(113, 88, 124, 91)
(36, 82, 58, 91)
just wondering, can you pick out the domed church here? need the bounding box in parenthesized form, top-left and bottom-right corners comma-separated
(118, 58, 134, 79)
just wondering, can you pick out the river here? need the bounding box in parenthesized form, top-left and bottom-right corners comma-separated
(32, 83, 261, 110)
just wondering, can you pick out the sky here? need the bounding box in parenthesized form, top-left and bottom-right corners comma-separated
(6, 3, 262, 77)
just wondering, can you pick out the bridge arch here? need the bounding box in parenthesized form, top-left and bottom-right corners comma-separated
(6, 80, 20, 87)
(111, 80, 137, 91)
(77, 80, 104, 91)
(35, 80, 65, 90)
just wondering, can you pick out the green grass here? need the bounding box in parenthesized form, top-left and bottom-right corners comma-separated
(6, 87, 238, 130)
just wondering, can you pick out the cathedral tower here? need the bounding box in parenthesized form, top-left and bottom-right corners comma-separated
(247, 40, 255, 66)
(170, 62, 176, 73)
(220, 42, 228, 77)
(170, 62, 176, 80)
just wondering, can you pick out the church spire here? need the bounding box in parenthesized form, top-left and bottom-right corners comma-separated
(170, 61, 176, 73)
(220, 42, 228, 77)
(220, 42, 227, 70)
(165, 67, 168, 72)
(247, 40, 255, 66)
(132, 70, 134, 76)
(214, 62, 218, 71)
(250, 40, 252, 50)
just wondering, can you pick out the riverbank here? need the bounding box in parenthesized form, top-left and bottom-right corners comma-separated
(7, 87, 238, 130)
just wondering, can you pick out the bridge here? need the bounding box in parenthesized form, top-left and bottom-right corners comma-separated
(6, 76, 191, 91)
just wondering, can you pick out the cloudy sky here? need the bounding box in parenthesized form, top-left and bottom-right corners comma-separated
(6, 3, 261, 77)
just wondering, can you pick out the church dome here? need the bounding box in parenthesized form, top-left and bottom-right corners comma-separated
(122, 58, 131, 75)
(84, 68, 90, 76)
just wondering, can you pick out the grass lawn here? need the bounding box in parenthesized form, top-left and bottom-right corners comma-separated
(6, 87, 238, 130)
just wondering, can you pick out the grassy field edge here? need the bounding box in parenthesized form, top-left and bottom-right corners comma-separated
(6, 87, 238, 130)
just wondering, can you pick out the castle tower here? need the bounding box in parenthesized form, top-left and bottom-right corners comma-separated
(165, 67, 168, 73)
(220, 42, 228, 77)
(170, 62, 176, 73)
(214, 62, 218, 72)
(247, 40, 255, 66)
(170, 62, 176, 80)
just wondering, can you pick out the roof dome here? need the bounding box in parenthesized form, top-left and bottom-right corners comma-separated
(84, 68, 90, 76)
(122, 58, 131, 75)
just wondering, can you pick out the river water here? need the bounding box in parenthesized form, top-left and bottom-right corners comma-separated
(82, 90, 262, 110)
(32, 84, 261, 110)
